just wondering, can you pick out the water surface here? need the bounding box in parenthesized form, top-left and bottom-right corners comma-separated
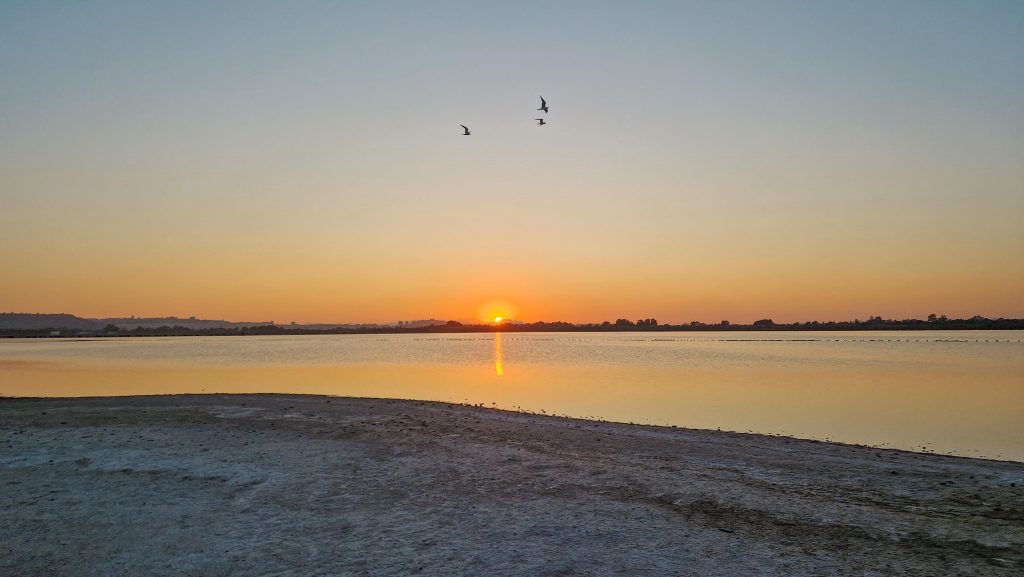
(1, 331, 1021, 460)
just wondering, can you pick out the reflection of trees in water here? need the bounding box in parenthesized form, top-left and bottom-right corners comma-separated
(493, 332, 504, 377)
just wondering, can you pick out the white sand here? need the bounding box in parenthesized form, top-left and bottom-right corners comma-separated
(2, 394, 1022, 576)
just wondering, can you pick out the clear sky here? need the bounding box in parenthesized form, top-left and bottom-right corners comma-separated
(2, 1, 1022, 323)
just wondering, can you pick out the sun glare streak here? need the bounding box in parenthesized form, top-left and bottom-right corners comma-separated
(493, 332, 504, 377)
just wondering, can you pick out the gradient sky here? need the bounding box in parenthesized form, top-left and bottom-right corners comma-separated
(2, 1, 1022, 323)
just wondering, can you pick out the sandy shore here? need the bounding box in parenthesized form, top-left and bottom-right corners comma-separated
(2, 395, 1022, 576)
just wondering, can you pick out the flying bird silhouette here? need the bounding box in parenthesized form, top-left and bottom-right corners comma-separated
(535, 118, 546, 126)
(460, 124, 470, 135)
(537, 96, 548, 113)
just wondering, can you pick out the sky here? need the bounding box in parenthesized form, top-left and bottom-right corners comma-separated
(2, 0, 1022, 324)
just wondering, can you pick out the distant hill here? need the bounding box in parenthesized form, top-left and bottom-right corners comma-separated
(97, 317, 273, 330)
(0, 313, 99, 331)
(0, 313, 270, 331)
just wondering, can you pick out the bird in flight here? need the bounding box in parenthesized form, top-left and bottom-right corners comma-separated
(460, 124, 471, 135)
(537, 96, 548, 113)
(535, 118, 546, 126)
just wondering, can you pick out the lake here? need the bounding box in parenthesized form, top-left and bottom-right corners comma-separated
(1, 331, 1021, 460)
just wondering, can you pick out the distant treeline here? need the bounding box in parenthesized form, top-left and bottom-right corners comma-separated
(2, 315, 1022, 338)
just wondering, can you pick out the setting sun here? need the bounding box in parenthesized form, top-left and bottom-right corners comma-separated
(477, 299, 518, 324)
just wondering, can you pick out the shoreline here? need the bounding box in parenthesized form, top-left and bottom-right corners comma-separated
(3, 394, 1022, 576)
(3, 393, 1020, 465)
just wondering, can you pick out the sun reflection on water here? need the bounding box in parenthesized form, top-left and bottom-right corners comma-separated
(493, 332, 504, 377)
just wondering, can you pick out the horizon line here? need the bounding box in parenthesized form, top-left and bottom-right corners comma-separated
(2, 311, 1020, 327)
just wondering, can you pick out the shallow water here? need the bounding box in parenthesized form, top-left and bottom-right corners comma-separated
(1, 331, 1021, 460)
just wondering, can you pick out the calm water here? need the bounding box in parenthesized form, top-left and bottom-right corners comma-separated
(1, 331, 1021, 460)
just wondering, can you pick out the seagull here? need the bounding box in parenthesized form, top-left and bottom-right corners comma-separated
(535, 118, 546, 126)
(460, 124, 470, 136)
(537, 96, 548, 113)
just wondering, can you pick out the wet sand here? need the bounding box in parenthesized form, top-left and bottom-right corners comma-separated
(2, 394, 1022, 576)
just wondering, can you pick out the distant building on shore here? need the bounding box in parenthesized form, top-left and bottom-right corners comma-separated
(395, 319, 449, 328)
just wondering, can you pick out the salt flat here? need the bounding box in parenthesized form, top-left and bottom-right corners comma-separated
(2, 394, 1022, 576)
